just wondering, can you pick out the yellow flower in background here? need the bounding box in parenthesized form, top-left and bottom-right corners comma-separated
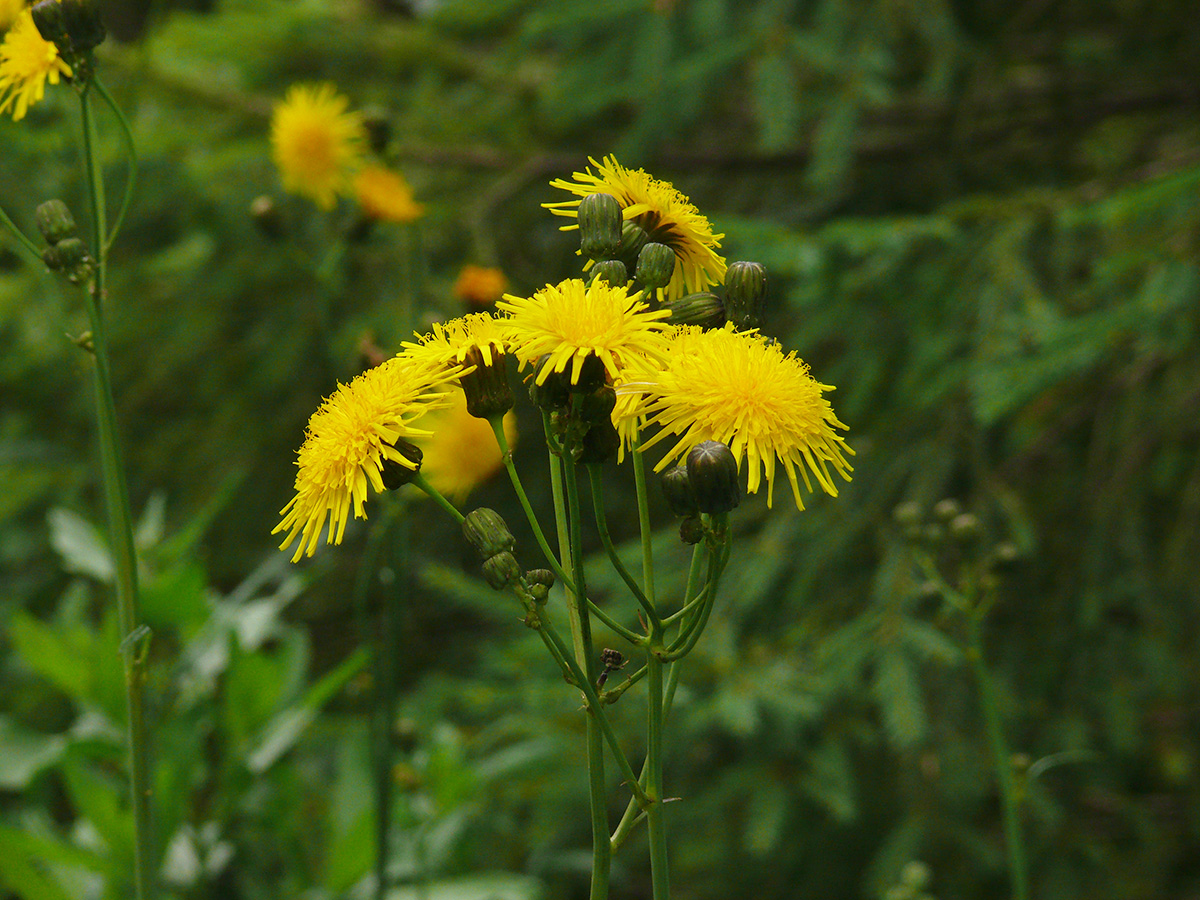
(635, 324, 854, 511)
(498, 277, 670, 387)
(354, 165, 424, 223)
(270, 83, 365, 210)
(413, 389, 517, 502)
(0, 8, 71, 121)
(273, 355, 458, 561)
(401, 311, 511, 371)
(0, 0, 26, 32)
(454, 265, 508, 307)
(544, 155, 727, 302)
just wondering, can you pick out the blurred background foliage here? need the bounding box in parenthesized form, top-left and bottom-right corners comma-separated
(2, 0, 1199, 898)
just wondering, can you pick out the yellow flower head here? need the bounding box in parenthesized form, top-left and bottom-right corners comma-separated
(544, 155, 727, 302)
(273, 355, 458, 561)
(401, 311, 511, 371)
(0, 8, 71, 122)
(354, 164, 424, 223)
(498, 277, 670, 387)
(412, 388, 517, 503)
(635, 324, 854, 510)
(454, 265, 508, 307)
(270, 83, 365, 210)
(1, 0, 26, 32)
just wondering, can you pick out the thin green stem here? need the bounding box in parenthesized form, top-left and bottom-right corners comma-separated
(661, 544, 708, 626)
(664, 532, 731, 662)
(410, 470, 464, 524)
(645, 647, 669, 900)
(93, 77, 137, 253)
(968, 608, 1029, 900)
(630, 442, 657, 607)
(586, 465, 658, 627)
(79, 86, 154, 900)
(0, 202, 43, 259)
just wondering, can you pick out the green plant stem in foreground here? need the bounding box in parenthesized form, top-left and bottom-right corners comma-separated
(80, 86, 155, 900)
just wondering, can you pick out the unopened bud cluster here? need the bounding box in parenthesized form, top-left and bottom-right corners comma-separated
(32, 0, 106, 78)
(37, 200, 93, 285)
(658, 440, 741, 542)
(529, 353, 620, 465)
(463, 508, 522, 589)
(893, 498, 1021, 572)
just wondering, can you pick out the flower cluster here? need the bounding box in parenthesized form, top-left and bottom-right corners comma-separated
(275, 155, 852, 560)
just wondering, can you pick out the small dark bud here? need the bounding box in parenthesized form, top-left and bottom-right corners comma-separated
(892, 501, 923, 526)
(576, 384, 616, 424)
(59, 0, 106, 53)
(576, 418, 621, 465)
(250, 195, 285, 239)
(529, 354, 571, 410)
(568, 352, 608, 394)
(360, 106, 391, 155)
(35, 200, 77, 245)
(679, 515, 704, 544)
(686, 440, 741, 515)
(526, 568, 555, 588)
(932, 498, 962, 522)
(635, 242, 676, 290)
(578, 193, 623, 260)
(482, 551, 522, 590)
(379, 439, 424, 490)
(460, 344, 514, 419)
(615, 221, 649, 265)
(589, 258, 628, 288)
(724, 261, 768, 330)
(31, 0, 68, 46)
(462, 508, 515, 559)
(664, 291, 724, 328)
(659, 464, 698, 517)
(949, 512, 980, 543)
(601, 648, 626, 670)
(42, 237, 93, 284)
(992, 542, 1021, 570)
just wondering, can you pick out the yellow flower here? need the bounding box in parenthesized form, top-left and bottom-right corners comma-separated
(497, 277, 670, 387)
(270, 83, 365, 210)
(635, 324, 854, 510)
(544, 155, 726, 302)
(354, 165, 424, 223)
(1, 0, 26, 32)
(401, 311, 511, 370)
(412, 389, 516, 502)
(274, 355, 458, 561)
(454, 265, 508, 307)
(0, 8, 71, 122)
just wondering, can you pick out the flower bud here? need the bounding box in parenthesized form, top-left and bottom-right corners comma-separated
(41, 237, 93, 284)
(679, 515, 704, 544)
(589, 258, 628, 288)
(60, 0, 106, 53)
(528, 354, 571, 410)
(659, 464, 698, 517)
(462, 508, 515, 559)
(35, 200, 77, 245)
(576, 419, 620, 465)
(576, 384, 616, 424)
(724, 261, 768, 330)
(525, 568, 554, 604)
(379, 439, 424, 490)
(664, 291, 724, 328)
(578, 193, 622, 260)
(635, 242, 676, 290)
(892, 501, 923, 526)
(568, 352, 607, 394)
(460, 344, 514, 419)
(616, 221, 649, 265)
(31, 0, 67, 46)
(686, 440, 740, 514)
(949, 512, 980, 543)
(482, 551, 522, 590)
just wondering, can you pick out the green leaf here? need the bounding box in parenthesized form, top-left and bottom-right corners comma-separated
(0, 717, 66, 790)
(46, 508, 113, 583)
(874, 649, 927, 750)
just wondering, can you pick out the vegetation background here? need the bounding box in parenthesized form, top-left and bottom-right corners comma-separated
(2, 0, 1198, 898)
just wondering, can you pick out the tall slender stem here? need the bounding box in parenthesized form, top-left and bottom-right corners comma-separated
(586, 465, 658, 627)
(80, 86, 154, 900)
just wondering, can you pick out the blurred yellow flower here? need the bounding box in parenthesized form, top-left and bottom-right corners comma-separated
(0, 0, 26, 32)
(270, 83, 365, 210)
(413, 389, 516, 502)
(454, 265, 508, 307)
(273, 355, 459, 561)
(544, 155, 727, 302)
(354, 165, 424, 223)
(635, 324, 854, 511)
(0, 8, 71, 121)
(498, 277, 670, 388)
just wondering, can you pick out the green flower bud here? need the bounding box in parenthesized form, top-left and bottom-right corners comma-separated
(576, 384, 616, 424)
(568, 353, 607, 394)
(379, 439, 424, 490)
(949, 512, 980, 543)
(578, 193, 623, 260)
(525, 568, 554, 604)
(659, 464, 698, 517)
(41, 237, 93, 284)
(679, 515, 704, 544)
(616, 221, 649, 265)
(35, 200, 77, 245)
(664, 291, 724, 328)
(460, 344, 514, 419)
(482, 551, 522, 590)
(590, 258, 628, 288)
(892, 501, 923, 526)
(686, 440, 741, 514)
(635, 242, 676, 290)
(462, 508, 515, 559)
(31, 0, 67, 46)
(576, 418, 621, 465)
(993, 542, 1021, 569)
(59, 0, 106, 53)
(528, 354, 571, 410)
(724, 261, 768, 330)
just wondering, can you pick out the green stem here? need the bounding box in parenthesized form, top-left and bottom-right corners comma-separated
(645, 646, 669, 900)
(968, 608, 1029, 900)
(586, 465, 658, 628)
(661, 544, 708, 626)
(630, 443, 657, 608)
(80, 86, 154, 900)
(410, 470, 464, 524)
(93, 77, 137, 253)
(0, 202, 43, 259)
(663, 537, 730, 662)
